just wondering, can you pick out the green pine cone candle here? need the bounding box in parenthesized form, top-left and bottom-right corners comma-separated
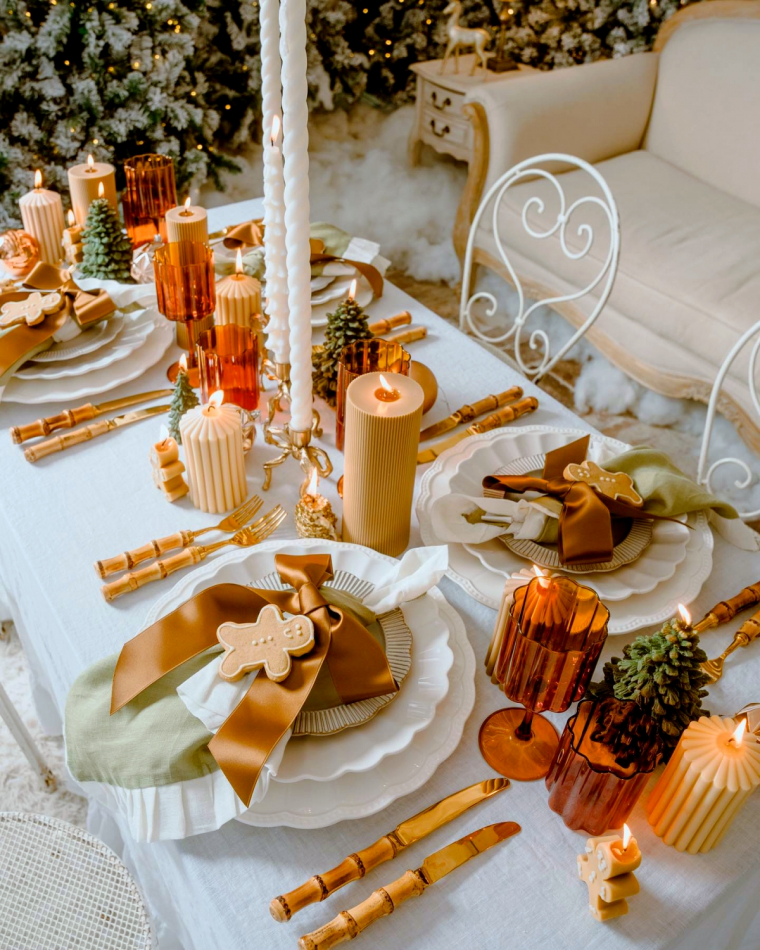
(587, 612, 710, 759)
(313, 296, 372, 407)
(80, 198, 134, 283)
(167, 367, 199, 443)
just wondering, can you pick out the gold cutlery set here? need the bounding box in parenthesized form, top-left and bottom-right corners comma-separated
(695, 582, 760, 682)
(268, 778, 518, 949)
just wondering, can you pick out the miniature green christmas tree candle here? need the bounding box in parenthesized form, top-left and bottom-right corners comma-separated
(168, 356, 200, 443)
(313, 283, 372, 407)
(80, 188, 134, 283)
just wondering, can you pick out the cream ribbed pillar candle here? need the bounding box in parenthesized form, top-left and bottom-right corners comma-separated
(165, 198, 209, 245)
(19, 171, 65, 265)
(647, 716, 760, 853)
(342, 372, 423, 556)
(179, 397, 247, 514)
(216, 251, 262, 328)
(67, 155, 117, 226)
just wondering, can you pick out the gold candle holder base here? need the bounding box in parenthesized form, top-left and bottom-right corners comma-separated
(262, 426, 333, 492)
(262, 359, 322, 441)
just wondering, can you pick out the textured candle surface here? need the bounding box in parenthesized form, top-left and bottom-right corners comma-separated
(342, 372, 423, 556)
(19, 189, 65, 264)
(179, 403, 246, 514)
(216, 273, 262, 328)
(165, 205, 209, 245)
(67, 162, 117, 226)
(647, 715, 760, 853)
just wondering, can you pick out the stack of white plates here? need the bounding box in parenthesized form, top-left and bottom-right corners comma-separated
(417, 425, 714, 635)
(4, 305, 173, 404)
(144, 538, 476, 829)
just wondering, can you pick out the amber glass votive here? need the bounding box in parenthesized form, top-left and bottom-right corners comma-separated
(123, 154, 177, 247)
(335, 339, 410, 451)
(479, 575, 609, 781)
(546, 696, 662, 835)
(197, 324, 259, 411)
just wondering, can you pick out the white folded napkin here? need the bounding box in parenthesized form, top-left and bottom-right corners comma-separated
(430, 493, 559, 545)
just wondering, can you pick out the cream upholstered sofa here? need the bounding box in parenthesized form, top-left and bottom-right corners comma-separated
(455, 1, 760, 451)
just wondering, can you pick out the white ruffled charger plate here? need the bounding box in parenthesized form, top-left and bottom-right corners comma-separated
(3, 307, 173, 404)
(16, 309, 156, 380)
(417, 425, 714, 634)
(29, 313, 125, 362)
(310, 276, 373, 327)
(145, 538, 455, 790)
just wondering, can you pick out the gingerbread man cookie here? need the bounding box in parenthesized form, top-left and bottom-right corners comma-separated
(563, 459, 643, 507)
(0, 292, 62, 329)
(217, 604, 315, 682)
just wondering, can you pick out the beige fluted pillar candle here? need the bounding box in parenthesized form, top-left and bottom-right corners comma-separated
(67, 155, 117, 226)
(19, 171, 65, 265)
(179, 394, 247, 513)
(647, 716, 760, 853)
(165, 198, 209, 245)
(216, 250, 262, 328)
(342, 372, 423, 556)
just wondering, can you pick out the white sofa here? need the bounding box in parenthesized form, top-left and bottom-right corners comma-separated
(456, 2, 760, 451)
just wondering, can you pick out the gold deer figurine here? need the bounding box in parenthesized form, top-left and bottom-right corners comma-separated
(441, 1, 491, 75)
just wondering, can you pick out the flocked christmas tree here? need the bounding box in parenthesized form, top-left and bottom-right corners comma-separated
(80, 199, 134, 282)
(587, 616, 710, 759)
(313, 296, 373, 407)
(168, 367, 199, 443)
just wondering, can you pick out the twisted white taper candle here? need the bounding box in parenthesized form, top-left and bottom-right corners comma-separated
(260, 0, 290, 364)
(279, 0, 313, 433)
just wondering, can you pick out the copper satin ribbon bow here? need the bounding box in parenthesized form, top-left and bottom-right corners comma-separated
(221, 221, 384, 298)
(110, 554, 398, 805)
(483, 435, 658, 566)
(0, 264, 115, 379)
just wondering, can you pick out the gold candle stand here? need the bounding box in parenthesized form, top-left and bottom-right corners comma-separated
(262, 426, 333, 493)
(262, 360, 322, 441)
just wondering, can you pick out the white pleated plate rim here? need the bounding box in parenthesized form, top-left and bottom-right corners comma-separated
(417, 425, 714, 633)
(144, 537, 456, 789)
(237, 596, 475, 828)
(16, 309, 156, 380)
(29, 312, 125, 362)
(310, 277, 373, 327)
(3, 306, 173, 403)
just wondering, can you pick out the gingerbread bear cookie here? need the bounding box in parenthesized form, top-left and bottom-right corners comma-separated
(0, 292, 62, 329)
(217, 604, 315, 682)
(563, 459, 643, 507)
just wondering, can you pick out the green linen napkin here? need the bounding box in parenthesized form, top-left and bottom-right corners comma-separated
(215, 222, 355, 280)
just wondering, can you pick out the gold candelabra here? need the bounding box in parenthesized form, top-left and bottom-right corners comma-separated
(262, 425, 332, 492)
(262, 359, 322, 441)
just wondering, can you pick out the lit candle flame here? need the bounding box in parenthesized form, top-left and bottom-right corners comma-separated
(184, 196, 192, 211)
(270, 115, 281, 147)
(87, 154, 94, 169)
(348, 278, 357, 301)
(306, 467, 319, 498)
(532, 564, 550, 589)
(677, 604, 691, 627)
(67, 209, 75, 227)
(97, 181, 105, 199)
(209, 390, 224, 408)
(178, 353, 188, 373)
(731, 718, 747, 746)
(622, 824, 632, 849)
(34, 170, 42, 189)
(235, 248, 243, 275)
(378, 374, 394, 393)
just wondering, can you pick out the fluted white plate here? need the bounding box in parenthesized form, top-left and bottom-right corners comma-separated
(29, 313, 125, 362)
(417, 425, 713, 633)
(310, 277, 374, 327)
(145, 538, 455, 791)
(3, 308, 172, 404)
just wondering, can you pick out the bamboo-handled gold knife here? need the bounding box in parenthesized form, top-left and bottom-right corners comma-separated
(10, 389, 173, 444)
(419, 386, 524, 442)
(24, 404, 170, 462)
(270, 777, 509, 923)
(298, 822, 521, 950)
(417, 396, 539, 464)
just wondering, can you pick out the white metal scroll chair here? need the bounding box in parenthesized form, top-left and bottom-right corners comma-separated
(0, 813, 155, 949)
(697, 319, 760, 522)
(459, 153, 620, 383)
(0, 678, 56, 791)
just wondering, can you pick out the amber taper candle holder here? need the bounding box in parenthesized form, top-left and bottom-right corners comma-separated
(154, 241, 215, 384)
(335, 339, 410, 451)
(546, 696, 662, 835)
(123, 154, 177, 248)
(479, 575, 609, 781)
(197, 324, 259, 412)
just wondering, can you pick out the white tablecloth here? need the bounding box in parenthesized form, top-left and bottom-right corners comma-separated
(1, 199, 759, 950)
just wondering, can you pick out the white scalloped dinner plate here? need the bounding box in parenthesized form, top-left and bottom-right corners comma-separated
(417, 426, 713, 633)
(29, 313, 125, 362)
(3, 308, 172, 404)
(144, 538, 455, 790)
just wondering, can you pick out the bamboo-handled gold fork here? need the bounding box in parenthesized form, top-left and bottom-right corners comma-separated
(101, 506, 287, 602)
(702, 607, 760, 683)
(94, 496, 264, 578)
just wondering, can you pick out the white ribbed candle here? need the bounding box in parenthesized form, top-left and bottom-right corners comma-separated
(67, 160, 117, 226)
(19, 182, 65, 265)
(280, 0, 313, 432)
(216, 272, 262, 327)
(165, 203, 209, 245)
(261, 0, 290, 364)
(179, 402, 247, 514)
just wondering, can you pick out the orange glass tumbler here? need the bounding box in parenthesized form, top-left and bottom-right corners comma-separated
(197, 324, 259, 411)
(123, 154, 177, 247)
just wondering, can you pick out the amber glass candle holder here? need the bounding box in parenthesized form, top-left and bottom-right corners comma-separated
(546, 696, 662, 834)
(335, 339, 411, 451)
(123, 154, 177, 247)
(154, 242, 215, 383)
(479, 575, 609, 781)
(197, 324, 259, 411)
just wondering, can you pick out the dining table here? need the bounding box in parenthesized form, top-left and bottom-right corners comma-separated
(0, 197, 759, 950)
